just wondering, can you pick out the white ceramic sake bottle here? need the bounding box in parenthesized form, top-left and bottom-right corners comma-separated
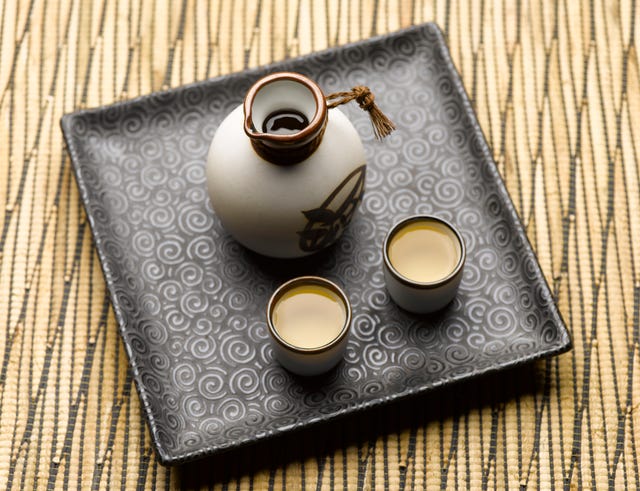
(206, 72, 367, 258)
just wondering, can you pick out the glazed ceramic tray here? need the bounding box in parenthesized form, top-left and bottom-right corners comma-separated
(61, 23, 571, 464)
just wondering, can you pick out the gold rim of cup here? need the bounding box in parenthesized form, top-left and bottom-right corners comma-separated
(383, 215, 466, 289)
(267, 276, 352, 354)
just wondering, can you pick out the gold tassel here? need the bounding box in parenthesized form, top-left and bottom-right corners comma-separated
(326, 86, 396, 139)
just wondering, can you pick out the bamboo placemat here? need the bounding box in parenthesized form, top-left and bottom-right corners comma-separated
(1, 0, 638, 489)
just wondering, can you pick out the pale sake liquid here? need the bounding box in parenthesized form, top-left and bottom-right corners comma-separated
(272, 285, 346, 349)
(388, 221, 461, 283)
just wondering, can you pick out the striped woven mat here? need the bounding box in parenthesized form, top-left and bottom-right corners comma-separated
(1, 0, 639, 489)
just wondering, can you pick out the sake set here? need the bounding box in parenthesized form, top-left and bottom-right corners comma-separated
(206, 70, 467, 375)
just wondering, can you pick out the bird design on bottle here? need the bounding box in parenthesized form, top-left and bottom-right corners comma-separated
(297, 165, 366, 253)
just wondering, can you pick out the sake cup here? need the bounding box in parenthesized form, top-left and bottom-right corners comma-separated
(383, 216, 465, 314)
(267, 276, 351, 376)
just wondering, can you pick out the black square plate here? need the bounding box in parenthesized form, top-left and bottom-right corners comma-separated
(61, 23, 571, 465)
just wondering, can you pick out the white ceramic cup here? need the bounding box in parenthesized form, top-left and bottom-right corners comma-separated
(267, 276, 351, 376)
(383, 215, 465, 314)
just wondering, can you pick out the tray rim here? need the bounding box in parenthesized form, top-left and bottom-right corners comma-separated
(60, 22, 572, 465)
